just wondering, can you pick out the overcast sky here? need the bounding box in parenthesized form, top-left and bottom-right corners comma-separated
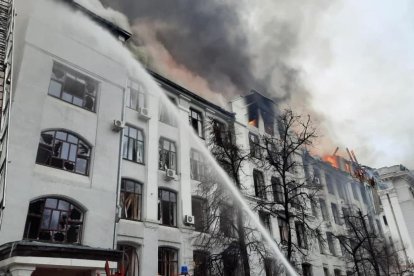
(96, 0, 414, 169)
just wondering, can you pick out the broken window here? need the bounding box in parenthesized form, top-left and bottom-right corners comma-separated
(123, 126, 144, 163)
(259, 211, 272, 233)
(48, 62, 97, 112)
(127, 79, 146, 111)
(189, 108, 204, 138)
(24, 197, 83, 244)
(192, 197, 207, 232)
(36, 130, 91, 175)
(295, 222, 307, 249)
(120, 179, 142, 221)
(302, 263, 313, 276)
(278, 216, 289, 244)
(158, 189, 177, 227)
(249, 132, 261, 159)
(193, 250, 210, 276)
(118, 244, 140, 276)
(190, 149, 206, 181)
(253, 169, 266, 200)
(159, 138, 177, 172)
(159, 97, 177, 127)
(158, 247, 178, 276)
(272, 177, 284, 204)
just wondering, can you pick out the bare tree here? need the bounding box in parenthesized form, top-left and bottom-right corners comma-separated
(192, 119, 266, 276)
(253, 109, 321, 264)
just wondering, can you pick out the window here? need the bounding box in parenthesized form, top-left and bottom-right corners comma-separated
(259, 211, 271, 233)
(159, 97, 177, 127)
(351, 182, 360, 201)
(318, 235, 325, 254)
(127, 79, 146, 111)
(192, 197, 207, 232)
(272, 177, 284, 204)
(36, 130, 91, 175)
(360, 185, 368, 204)
(253, 170, 266, 199)
(278, 217, 289, 244)
(249, 132, 261, 159)
(324, 267, 330, 276)
(326, 175, 335, 195)
(342, 207, 350, 228)
(383, 215, 388, 226)
(48, 62, 97, 112)
(337, 182, 346, 200)
(123, 126, 144, 163)
(158, 189, 177, 227)
(220, 204, 235, 237)
(118, 244, 139, 276)
(158, 247, 178, 276)
(222, 244, 241, 276)
(319, 199, 329, 220)
(190, 149, 206, 181)
(193, 250, 209, 276)
(159, 138, 177, 172)
(264, 258, 278, 276)
(189, 108, 204, 138)
(295, 222, 307, 249)
(120, 179, 142, 221)
(302, 263, 313, 276)
(331, 203, 341, 225)
(24, 197, 83, 243)
(211, 119, 227, 146)
(326, 232, 336, 255)
(334, 269, 342, 276)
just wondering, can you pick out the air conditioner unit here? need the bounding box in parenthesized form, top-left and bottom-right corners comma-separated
(138, 107, 150, 120)
(112, 120, 125, 132)
(165, 169, 176, 181)
(184, 215, 195, 225)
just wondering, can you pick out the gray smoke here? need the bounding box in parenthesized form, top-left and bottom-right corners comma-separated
(99, 0, 329, 103)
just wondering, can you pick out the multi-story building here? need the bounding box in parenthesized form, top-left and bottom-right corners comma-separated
(377, 164, 414, 266)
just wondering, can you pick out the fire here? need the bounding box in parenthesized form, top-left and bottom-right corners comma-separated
(323, 155, 339, 169)
(248, 119, 258, 127)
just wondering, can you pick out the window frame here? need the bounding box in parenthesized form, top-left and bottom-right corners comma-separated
(159, 138, 177, 172)
(120, 178, 143, 221)
(249, 132, 261, 159)
(122, 125, 145, 164)
(126, 79, 146, 111)
(259, 210, 272, 233)
(48, 62, 98, 112)
(158, 247, 178, 276)
(159, 96, 178, 127)
(193, 250, 210, 276)
(295, 221, 308, 249)
(192, 196, 208, 233)
(189, 108, 204, 139)
(190, 149, 206, 182)
(272, 177, 284, 204)
(36, 130, 91, 176)
(253, 169, 266, 200)
(158, 189, 178, 227)
(23, 197, 84, 244)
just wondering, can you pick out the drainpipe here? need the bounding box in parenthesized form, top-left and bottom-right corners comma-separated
(112, 85, 126, 250)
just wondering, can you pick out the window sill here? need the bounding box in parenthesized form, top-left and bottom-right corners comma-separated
(48, 94, 96, 114)
(158, 223, 178, 229)
(119, 218, 142, 223)
(123, 158, 145, 166)
(35, 163, 89, 177)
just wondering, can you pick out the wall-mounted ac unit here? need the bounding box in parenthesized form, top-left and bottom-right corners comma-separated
(184, 215, 195, 225)
(138, 107, 150, 120)
(112, 120, 125, 132)
(165, 169, 176, 181)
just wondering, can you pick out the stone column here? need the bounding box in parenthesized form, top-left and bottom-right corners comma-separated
(8, 265, 36, 276)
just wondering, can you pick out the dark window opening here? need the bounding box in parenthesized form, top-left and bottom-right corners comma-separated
(272, 177, 284, 204)
(192, 197, 207, 232)
(189, 108, 204, 138)
(193, 250, 210, 276)
(158, 247, 178, 276)
(220, 205, 235, 237)
(24, 197, 83, 244)
(295, 222, 307, 249)
(211, 119, 228, 146)
(249, 133, 261, 159)
(48, 62, 97, 112)
(120, 179, 142, 221)
(123, 126, 144, 164)
(36, 130, 91, 175)
(259, 211, 271, 233)
(253, 169, 266, 200)
(159, 138, 177, 172)
(383, 215, 388, 226)
(158, 189, 177, 227)
(326, 232, 336, 255)
(118, 244, 140, 276)
(302, 263, 313, 276)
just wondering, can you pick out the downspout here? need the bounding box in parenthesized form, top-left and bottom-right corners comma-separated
(112, 85, 126, 250)
(386, 193, 409, 266)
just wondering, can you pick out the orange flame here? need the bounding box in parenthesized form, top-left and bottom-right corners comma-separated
(323, 155, 339, 169)
(248, 119, 258, 127)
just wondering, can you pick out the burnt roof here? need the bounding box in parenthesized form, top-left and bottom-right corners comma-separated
(148, 70, 235, 119)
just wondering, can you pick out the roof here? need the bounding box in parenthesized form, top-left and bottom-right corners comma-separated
(148, 70, 235, 119)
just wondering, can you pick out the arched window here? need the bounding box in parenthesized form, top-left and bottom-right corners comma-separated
(158, 247, 178, 276)
(120, 179, 143, 221)
(24, 197, 84, 244)
(36, 130, 91, 175)
(118, 244, 140, 276)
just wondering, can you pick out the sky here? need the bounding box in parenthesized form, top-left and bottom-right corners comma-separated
(89, 0, 414, 169)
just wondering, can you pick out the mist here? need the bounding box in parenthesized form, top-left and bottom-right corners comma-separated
(96, 0, 414, 169)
